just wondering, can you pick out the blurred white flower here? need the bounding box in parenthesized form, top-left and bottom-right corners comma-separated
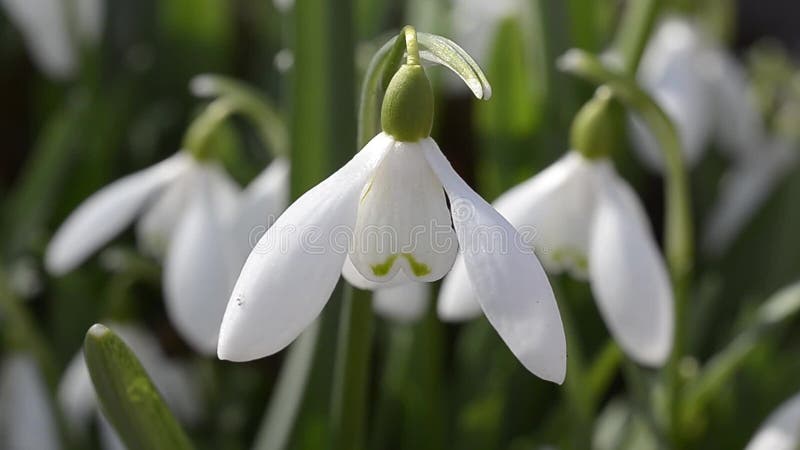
(629, 16, 765, 171)
(164, 157, 288, 353)
(46, 152, 212, 272)
(0, 0, 104, 79)
(217, 132, 567, 384)
(439, 151, 674, 367)
(58, 323, 201, 450)
(745, 390, 800, 450)
(0, 354, 60, 450)
(451, 0, 520, 63)
(46, 154, 289, 354)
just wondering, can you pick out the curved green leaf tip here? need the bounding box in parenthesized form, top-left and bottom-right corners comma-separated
(84, 323, 193, 450)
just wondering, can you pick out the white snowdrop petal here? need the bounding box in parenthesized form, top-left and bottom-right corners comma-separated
(136, 167, 196, 258)
(46, 153, 191, 275)
(1, 0, 75, 78)
(217, 132, 393, 361)
(745, 391, 800, 450)
(588, 167, 674, 366)
(350, 141, 458, 284)
(436, 254, 482, 321)
(164, 172, 236, 355)
(373, 282, 430, 322)
(493, 152, 595, 278)
(422, 139, 566, 384)
(0, 355, 60, 450)
(233, 157, 290, 263)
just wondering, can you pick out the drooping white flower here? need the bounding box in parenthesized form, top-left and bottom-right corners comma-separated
(0, 354, 60, 450)
(0, 0, 104, 79)
(439, 151, 674, 366)
(45, 152, 289, 354)
(58, 323, 201, 449)
(629, 16, 765, 171)
(218, 131, 567, 383)
(745, 390, 800, 450)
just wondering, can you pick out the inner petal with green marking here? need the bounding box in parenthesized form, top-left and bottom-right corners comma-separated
(350, 140, 458, 283)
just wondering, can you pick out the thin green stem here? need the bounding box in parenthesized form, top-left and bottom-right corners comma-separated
(181, 98, 237, 160)
(611, 0, 661, 75)
(329, 287, 374, 450)
(403, 26, 420, 65)
(191, 75, 290, 158)
(559, 49, 694, 446)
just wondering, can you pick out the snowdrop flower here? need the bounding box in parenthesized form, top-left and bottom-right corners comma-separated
(745, 390, 800, 450)
(440, 92, 674, 366)
(0, 354, 60, 450)
(629, 16, 764, 171)
(0, 0, 104, 79)
(58, 323, 201, 450)
(45, 146, 289, 354)
(218, 30, 567, 383)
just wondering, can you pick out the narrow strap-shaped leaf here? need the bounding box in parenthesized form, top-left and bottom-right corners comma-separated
(681, 281, 800, 426)
(252, 322, 320, 450)
(83, 324, 193, 450)
(417, 32, 492, 100)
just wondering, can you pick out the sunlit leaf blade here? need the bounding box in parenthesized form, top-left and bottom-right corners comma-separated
(83, 324, 193, 450)
(681, 282, 800, 427)
(417, 32, 492, 100)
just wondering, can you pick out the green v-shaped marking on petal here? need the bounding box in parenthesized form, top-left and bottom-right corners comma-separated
(370, 253, 431, 277)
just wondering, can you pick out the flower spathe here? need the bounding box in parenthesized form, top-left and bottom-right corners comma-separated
(439, 151, 674, 367)
(218, 132, 567, 384)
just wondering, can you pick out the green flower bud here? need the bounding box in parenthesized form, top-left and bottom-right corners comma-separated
(570, 87, 623, 160)
(381, 64, 434, 142)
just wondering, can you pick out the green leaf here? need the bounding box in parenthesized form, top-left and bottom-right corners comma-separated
(416, 32, 492, 100)
(83, 324, 193, 450)
(253, 323, 320, 450)
(681, 282, 800, 424)
(477, 18, 542, 138)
